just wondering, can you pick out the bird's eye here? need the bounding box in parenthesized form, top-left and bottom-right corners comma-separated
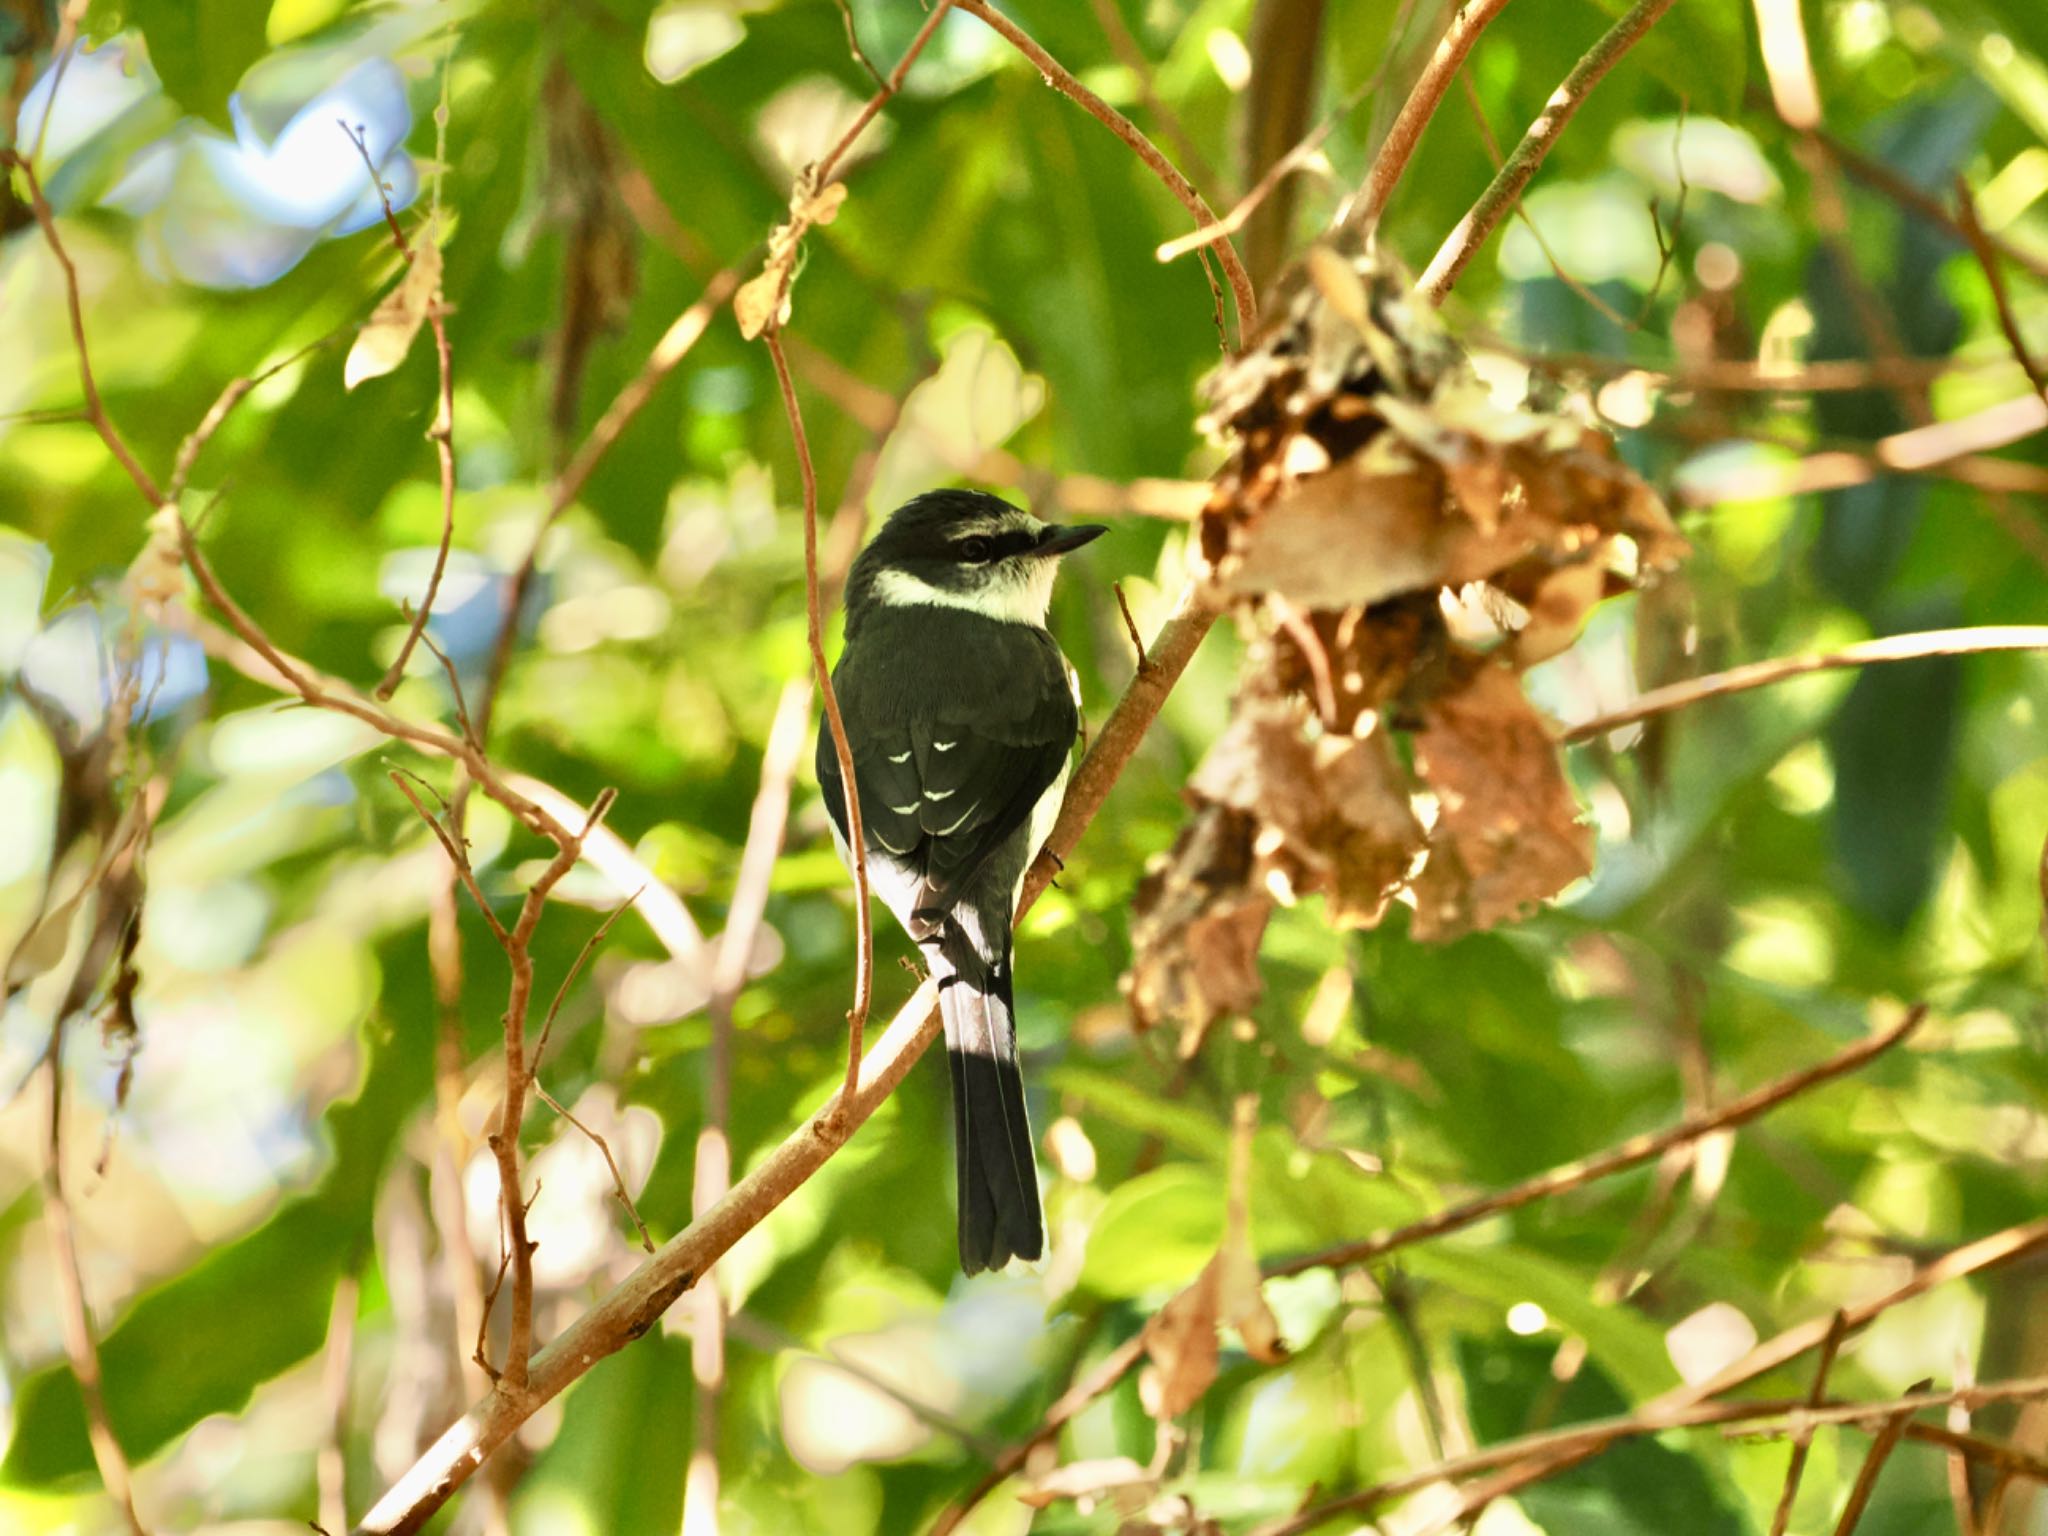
(957, 536, 992, 562)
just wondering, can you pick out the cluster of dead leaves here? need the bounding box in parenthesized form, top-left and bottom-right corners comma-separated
(1129, 246, 1685, 1037)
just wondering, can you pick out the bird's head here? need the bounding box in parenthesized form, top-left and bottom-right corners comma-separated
(844, 489, 1107, 633)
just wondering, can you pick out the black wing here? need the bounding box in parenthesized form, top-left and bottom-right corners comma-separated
(818, 610, 1078, 933)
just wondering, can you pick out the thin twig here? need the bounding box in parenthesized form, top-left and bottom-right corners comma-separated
(1956, 177, 2048, 406)
(1268, 1005, 1928, 1278)
(928, 1334, 1152, 1536)
(1831, 1385, 1926, 1535)
(489, 788, 616, 1390)
(829, 0, 887, 91)
(955, 0, 1257, 347)
(529, 898, 635, 1083)
(168, 328, 348, 500)
(533, 1081, 654, 1252)
(1408, 1219, 2048, 1533)
(1416, 0, 1678, 303)
(1159, 0, 1422, 267)
(476, 263, 742, 743)
(1347, 0, 1518, 231)
(763, 333, 872, 1116)
(389, 772, 512, 948)
(1, 149, 165, 506)
(1236, 0, 1325, 290)
(505, 770, 710, 973)
(318, 1264, 362, 1536)
(42, 1015, 149, 1535)
(1562, 627, 2048, 743)
(1817, 128, 2048, 286)
(1457, 71, 1635, 331)
(336, 123, 460, 702)
(1112, 581, 1149, 674)
(1769, 1310, 1848, 1536)
(816, 1, 957, 188)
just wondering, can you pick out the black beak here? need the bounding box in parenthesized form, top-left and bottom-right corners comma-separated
(1035, 522, 1110, 556)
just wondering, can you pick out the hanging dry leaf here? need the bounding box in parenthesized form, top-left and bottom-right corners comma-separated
(1017, 1456, 1155, 1510)
(1125, 805, 1272, 1036)
(1217, 1096, 1286, 1364)
(1142, 1258, 1221, 1420)
(734, 177, 848, 340)
(1408, 662, 1594, 940)
(345, 238, 443, 390)
(733, 266, 790, 342)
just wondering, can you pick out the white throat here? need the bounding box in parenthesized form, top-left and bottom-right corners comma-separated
(873, 561, 1058, 628)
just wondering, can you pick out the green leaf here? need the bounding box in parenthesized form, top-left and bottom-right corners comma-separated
(131, 0, 273, 130)
(1827, 599, 1965, 931)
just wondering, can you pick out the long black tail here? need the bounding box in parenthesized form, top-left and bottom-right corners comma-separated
(937, 953, 1043, 1275)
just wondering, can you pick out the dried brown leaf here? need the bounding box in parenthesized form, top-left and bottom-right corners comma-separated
(1126, 806, 1272, 1035)
(1142, 1257, 1221, 1419)
(344, 239, 443, 390)
(1218, 1096, 1286, 1364)
(1018, 1456, 1155, 1509)
(733, 267, 788, 342)
(1409, 663, 1593, 939)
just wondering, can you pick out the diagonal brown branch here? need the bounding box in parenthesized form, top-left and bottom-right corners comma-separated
(1268, 1005, 1928, 1278)
(1561, 627, 2048, 744)
(2, 149, 165, 505)
(1347, 0, 1518, 232)
(954, 0, 1257, 346)
(1769, 1310, 1848, 1536)
(764, 332, 873, 1115)
(1416, 0, 1677, 303)
(1831, 1388, 1924, 1535)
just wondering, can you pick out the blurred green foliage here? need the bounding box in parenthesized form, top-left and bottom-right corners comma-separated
(3, 0, 2048, 1533)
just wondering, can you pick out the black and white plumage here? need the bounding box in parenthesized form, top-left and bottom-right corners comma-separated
(817, 489, 1105, 1274)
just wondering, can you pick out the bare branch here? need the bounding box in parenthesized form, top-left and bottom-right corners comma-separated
(1268, 1005, 1928, 1277)
(1831, 1387, 1924, 1535)
(389, 771, 512, 949)
(1, 149, 165, 505)
(1768, 1310, 1848, 1536)
(1249, 1376, 2048, 1536)
(1562, 627, 2048, 744)
(533, 1081, 654, 1253)
(168, 328, 348, 501)
(1347, 0, 1518, 232)
(955, 0, 1258, 346)
(318, 1265, 362, 1536)
(764, 332, 873, 1114)
(1416, 0, 1678, 303)
(1956, 176, 2048, 406)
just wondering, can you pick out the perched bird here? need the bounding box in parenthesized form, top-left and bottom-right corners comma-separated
(818, 489, 1106, 1274)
